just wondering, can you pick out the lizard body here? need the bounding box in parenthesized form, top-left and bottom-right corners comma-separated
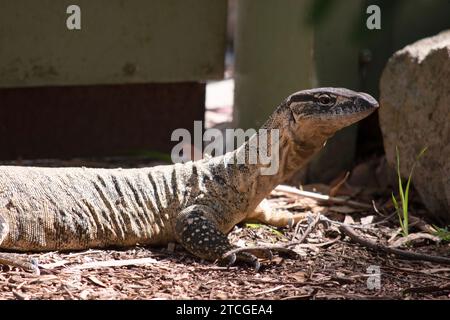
(0, 88, 378, 270)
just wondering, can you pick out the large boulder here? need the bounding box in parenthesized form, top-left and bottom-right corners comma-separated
(379, 30, 450, 223)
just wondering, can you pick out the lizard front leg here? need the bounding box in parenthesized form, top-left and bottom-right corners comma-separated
(174, 205, 259, 269)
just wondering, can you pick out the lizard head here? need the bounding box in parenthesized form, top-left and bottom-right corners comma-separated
(285, 87, 379, 146)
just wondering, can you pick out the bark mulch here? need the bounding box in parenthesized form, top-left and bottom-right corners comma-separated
(0, 157, 448, 300)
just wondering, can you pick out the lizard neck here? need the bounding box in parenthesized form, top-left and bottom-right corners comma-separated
(216, 111, 329, 214)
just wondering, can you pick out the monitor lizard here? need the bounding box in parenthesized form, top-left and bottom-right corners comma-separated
(0, 88, 378, 273)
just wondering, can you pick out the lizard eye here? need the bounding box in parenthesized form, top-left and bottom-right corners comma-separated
(317, 94, 334, 106)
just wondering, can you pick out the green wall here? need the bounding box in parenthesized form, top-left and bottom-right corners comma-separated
(233, 0, 315, 130)
(0, 0, 227, 87)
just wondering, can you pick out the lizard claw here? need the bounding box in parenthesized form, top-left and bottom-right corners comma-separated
(287, 218, 295, 229)
(220, 250, 261, 271)
(222, 253, 237, 267)
(236, 251, 260, 271)
(253, 259, 261, 272)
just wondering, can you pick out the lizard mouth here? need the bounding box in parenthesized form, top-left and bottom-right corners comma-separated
(318, 102, 378, 119)
(333, 95, 379, 118)
(303, 99, 378, 125)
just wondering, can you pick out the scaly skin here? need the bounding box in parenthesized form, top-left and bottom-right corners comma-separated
(0, 88, 378, 271)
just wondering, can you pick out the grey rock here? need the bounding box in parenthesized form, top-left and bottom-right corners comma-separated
(379, 30, 450, 222)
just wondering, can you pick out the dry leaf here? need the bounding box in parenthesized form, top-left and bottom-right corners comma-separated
(343, 215, 356, 225)
(288, 271, 307, 282)
(360, 215, 374, 225)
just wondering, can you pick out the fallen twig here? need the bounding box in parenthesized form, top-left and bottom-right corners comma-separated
(372, 200, 383, 216)
(295, 213, 321, 244)
(254, 285, 285, 296)
(319, 215, 376, 230)
(68, 257, 159, 270)
(258, 236, 340, 249)
(370, 212, 397, 226)
(281, 292, 317, 300)
(246, 278, 334, 287)
(222, 214, 320, 259)
(383, 264, 450, 281)
(403, 282, 450, 295)
(275, 185, 372, 210)
(222, 236, 341, 262)
(222, 245, 298, 260)
(39, 260, 70, 270)
(223, 214, 323, 261)
(390, 232, 441, 248)
(339, 225, 450, 265)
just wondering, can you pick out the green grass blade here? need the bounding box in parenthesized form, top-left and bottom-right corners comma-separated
(392, 146, 427, 238)
(417, 147, 428, 160)
(395, 147, 408, 236)
(391, 192, 399, 210)
(403, 172, 414, 235)
(392, 192, 404, 233)
(395, 147, 406, 207)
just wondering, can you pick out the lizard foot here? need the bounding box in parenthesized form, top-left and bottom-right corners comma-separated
(175, 205, 263, 270)
(219, 250, 261, 271)
(222, 245, 299, 265)
(0, 253, 40, 275)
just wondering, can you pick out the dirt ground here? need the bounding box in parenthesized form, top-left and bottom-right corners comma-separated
(0, 157, 449, 300)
